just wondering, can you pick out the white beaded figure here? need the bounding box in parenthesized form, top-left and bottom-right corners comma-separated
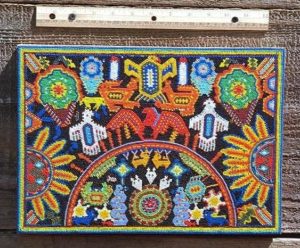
(189, 99, 229, 152)
(146, 168, 157, 184)
(131, 175, 143, 191)
(69, 109, 107, 156)
(159, 176, 172, 190)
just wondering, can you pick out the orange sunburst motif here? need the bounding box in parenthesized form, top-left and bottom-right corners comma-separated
(221, 115, 274, 207)
(25, 127, 77, 220)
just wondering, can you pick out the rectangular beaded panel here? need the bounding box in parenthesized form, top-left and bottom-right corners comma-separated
(18, 45, 284, 234)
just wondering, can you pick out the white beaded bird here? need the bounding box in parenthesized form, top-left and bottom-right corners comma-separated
(189, 99, 229, 152)
(69, 109, 107, 156)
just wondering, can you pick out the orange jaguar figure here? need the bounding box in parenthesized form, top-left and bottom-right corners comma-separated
(155, 80, 199, 116)
(99, 79, 140, 112)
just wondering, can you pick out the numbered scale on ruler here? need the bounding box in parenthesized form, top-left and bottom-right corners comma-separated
(36, 6, 269, 31)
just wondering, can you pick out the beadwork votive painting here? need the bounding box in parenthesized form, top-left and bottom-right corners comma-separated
(18, 45, 285, 234)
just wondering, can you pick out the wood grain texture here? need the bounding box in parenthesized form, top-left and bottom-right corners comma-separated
(0, 2, 299, 245)
(1, 232, 300, 248)
(0, 0, 300, 9)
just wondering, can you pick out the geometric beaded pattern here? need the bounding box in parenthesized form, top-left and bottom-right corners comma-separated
(18, 45, 285, 234)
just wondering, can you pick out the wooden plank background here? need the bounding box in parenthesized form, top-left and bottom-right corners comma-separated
(0, 1, 299, 247)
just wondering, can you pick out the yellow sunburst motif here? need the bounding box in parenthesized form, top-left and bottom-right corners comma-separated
(26, 127, 77, 220)
(222, 115, 272, 207)
(95, 204, 111, 221)
(72, 200, 89, 217)
(189, 205, 204, 224)
(203, 189, 226, 213)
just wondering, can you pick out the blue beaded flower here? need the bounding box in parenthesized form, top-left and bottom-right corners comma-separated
(191, 57, 216, 96)
(80, 56, 103, 78)
(80, 56, 104, 95)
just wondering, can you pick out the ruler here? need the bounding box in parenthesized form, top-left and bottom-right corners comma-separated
(36, 6, 269, 31)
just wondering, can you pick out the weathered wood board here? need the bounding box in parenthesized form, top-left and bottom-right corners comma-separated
(0, 1, 299, 247)
(0, 232, 299, 248)
(1, 0, 300, 9)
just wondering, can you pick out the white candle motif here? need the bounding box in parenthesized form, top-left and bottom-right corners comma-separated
(110, 56, 119, 80)
(178, 57, 188, 85)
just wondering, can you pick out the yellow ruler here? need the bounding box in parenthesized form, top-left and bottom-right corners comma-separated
(36, 6, 269, 31)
